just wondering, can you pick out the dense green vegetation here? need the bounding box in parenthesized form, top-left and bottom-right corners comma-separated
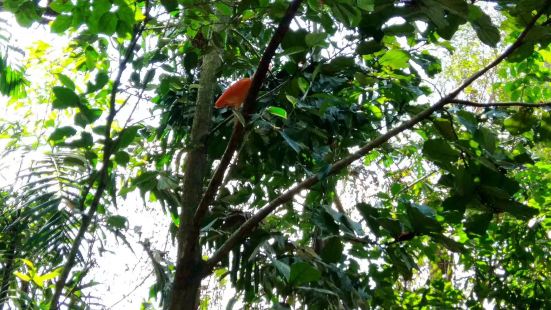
(0, 0, 551, 309)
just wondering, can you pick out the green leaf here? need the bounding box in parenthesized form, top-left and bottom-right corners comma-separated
(434, 118, 456, 140)
(406, 203, 442, 234)
(107, 215, 128, 229)
(157, 174, 178, 190)
(356, 40, 384, 55)
(95, 71, 110, 90)
(98, 12, 118, 35)
(435, 0, 469, 17)
(442, 195, 467, 224)
(267, 106, 288, 119)
(49, 126, 77, 141)
(388, 247, 415, 280)
(21, 259, 35, 269)
(52, 86, 80, 109)
(296, 286, 339, 296)
(413, 52, 442, 77)
(378, 218, 402, 237)
(457, 110, 477, 133)
(297, 77, 309, 94)
(14, 271, 31, 282)
(50, 0, 73, 12)
(432, 234, 465, 253)
(379, 49, 410, 69)
(67, 132, 94, 148)
(289, 262, 321, 286)
(464, 212, 492, 236)
(92, 0, 112, 15)
(133, 171, 158, 193)
(161, 0, 178, 12)
(273, 260, 290, 281)
(384, 23, 416, 36)
(494, 200, 538, 220)
(116, 126, 141, 150)
(143, 69, 156, 86)
(215, 2, 232, 16)
(116, 20, 133, 37)
(13, 2, 41, 27)
(474, 127, 497, 154)
(305, 33, 328, 47)
(57, 73, 75, 90)
(116, 3, 135, 26)
(85, 47, 99, 70)
(286, 94, 298, 106)
(183, 51, 199, 71)
(468, 5, 500, 47)
(51, 14, 72, 33)
(329, 2, 361, 28)
(327, 56, 355, 71)
(504, 110, 537, 135)
(115, 151, 131, 166)
(75, 108, 102, 127)
(357, 0, 375, 12)
(35, 268, 61, 283)
(422, 139, 459, 163)
(480, 185, 511, 200)
(320, 237, 343, 263)
(280, 131, 304, 153)
(281, 30, 308, 57)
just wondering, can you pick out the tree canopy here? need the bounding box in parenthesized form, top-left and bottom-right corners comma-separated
(1, 0, 551, 309)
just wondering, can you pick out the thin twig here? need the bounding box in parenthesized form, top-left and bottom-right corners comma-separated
(109, 271, 154, 308)
(450, 99, 551, 108)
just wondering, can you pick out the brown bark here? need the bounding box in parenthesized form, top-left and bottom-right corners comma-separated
(169, 29, 222, 310)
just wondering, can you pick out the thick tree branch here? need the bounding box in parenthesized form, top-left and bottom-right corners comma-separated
(203, 4, 548, 271)
(169, 10, 224, 310)
(193, 0, 303, 226)
(50, 6, 150, 308)
(450, 99, 551, 108)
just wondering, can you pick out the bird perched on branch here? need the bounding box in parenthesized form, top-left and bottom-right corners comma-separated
(215, 78, 252, 109)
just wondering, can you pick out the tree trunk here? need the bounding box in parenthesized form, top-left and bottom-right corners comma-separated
(169, 29, 222, 310)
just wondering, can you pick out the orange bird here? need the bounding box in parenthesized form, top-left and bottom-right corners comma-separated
(215, 78, 252, 109)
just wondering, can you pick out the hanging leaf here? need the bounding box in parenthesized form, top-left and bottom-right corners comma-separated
(52, 86, 80, 109)
(267, 106, 288, 119)
(289, 262, 321, 286)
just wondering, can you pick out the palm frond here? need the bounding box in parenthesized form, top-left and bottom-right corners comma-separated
(0, 55, 27, 98)
(0, 17, 27, 98)
(2, 152, 91, 261)
(0, 151, 93, 305)
(12, 153, 89, 259)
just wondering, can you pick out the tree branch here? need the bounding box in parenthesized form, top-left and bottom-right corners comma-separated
(169, 12, 225, 310)
(203, 4, 548, 272)
(450, 99, 551, 108)
(193, 0, 303, 226)
(49, 5, 151, 308)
